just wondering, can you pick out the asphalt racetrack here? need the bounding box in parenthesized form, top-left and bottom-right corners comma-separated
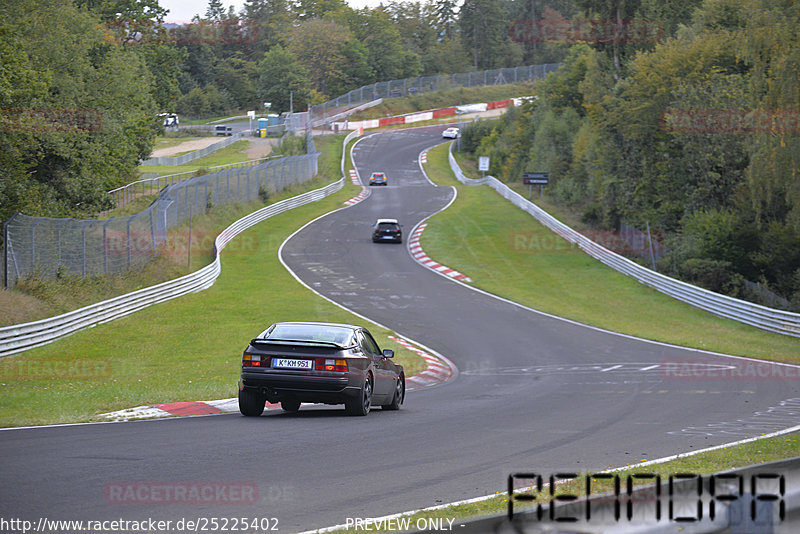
(1, 126, 798, 532)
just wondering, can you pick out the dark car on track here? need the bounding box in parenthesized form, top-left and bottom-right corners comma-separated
(372, 218, 403, 243)
(368, 172, 388, 186)
(238, 322, 405, 416)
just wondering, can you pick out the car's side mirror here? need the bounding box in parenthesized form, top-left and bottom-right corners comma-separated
(382, 349, 394, 358)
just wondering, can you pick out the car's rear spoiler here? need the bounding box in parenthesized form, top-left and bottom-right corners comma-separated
(249, 339, 348, 350)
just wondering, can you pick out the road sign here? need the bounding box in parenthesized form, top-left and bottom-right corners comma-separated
(479, 157, 490, 171)
(523, 172, 549, 185)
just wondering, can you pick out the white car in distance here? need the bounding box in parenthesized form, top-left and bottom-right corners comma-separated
(442, 127, 460, 139)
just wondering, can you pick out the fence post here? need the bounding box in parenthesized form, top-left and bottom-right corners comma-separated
(126, 217, 132, 269)
(30, 218, 42, 276)
(149, 208, 155, 252)
(81, 220, 91, 278)
(2, 214, 14, 289)
(103, 218, 113, 274)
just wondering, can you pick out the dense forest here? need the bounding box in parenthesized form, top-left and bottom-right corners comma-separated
(460, 0, 800, 309)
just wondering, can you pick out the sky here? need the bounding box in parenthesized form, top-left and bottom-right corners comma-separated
(159, 0, 385, 22)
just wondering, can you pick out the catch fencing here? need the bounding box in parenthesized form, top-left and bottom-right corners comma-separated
(141, 132, 247, 166)
(309, 63, 562, 127)
(448, 144, 800, 337)
(3, 153, 319, 288)
(108, 156, 283, 210)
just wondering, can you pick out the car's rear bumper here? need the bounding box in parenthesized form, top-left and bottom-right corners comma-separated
(239, 372, 358, 404)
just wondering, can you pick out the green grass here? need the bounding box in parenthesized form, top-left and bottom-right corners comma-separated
(153, 136, 204, 151)
(423, 142, 800, 363)
(139, 139, 257, 176)
(349, 84, 535, 120)
(0, 134, 427, 427)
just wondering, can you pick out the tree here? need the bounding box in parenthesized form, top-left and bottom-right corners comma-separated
(459, 0, 522, 69)
(286, 18, 351, 96)
(0, 0, 159, 218)
(242, 0, 292, 54)
(292, 0, 349, 20)
(435, 0, 459, 40)
(78, 0, 168, 44)
(205, 0, 227, 21)
(257, 45, 312, 113)
(338, 8, 422, 81)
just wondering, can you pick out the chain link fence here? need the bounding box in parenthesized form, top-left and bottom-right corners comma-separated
(3, 152, 319, 288)
(308, 63, 562, 127)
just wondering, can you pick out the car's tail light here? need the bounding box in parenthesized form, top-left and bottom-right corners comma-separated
(243, 354, 267, 367)
(315, 358, 348, 372)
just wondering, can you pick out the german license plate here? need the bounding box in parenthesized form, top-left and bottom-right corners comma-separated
(273, 358, 313, 370)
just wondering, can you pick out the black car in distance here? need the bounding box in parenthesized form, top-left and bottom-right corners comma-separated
(372, 218, 403, 243)
(238, 322, 405, 417)
(368, 172, 388, 185)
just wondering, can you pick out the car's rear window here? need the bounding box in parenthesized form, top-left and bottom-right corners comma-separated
(378, 223, 398, 230)
(262, 325, 354, 345)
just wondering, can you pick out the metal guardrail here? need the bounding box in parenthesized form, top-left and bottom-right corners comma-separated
(455, 456, 800, 533)
(0, 178, 345, 358)
(141, 131, 247, 166)
(448, 144, 800, 337)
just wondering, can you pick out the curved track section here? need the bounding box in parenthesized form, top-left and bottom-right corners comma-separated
(1, 127, 798, 533)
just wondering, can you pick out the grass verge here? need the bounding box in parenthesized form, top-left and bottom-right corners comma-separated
(423, 142, 800, 364)
(138, 139, 257, 176)
(0, 134, 426, 426)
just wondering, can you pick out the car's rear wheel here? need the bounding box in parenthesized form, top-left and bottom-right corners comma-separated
(281, 399, 301, 412)
(382, 376, 404, 411)
(239, 388, 266, 417)
(345, 376, 372, 416)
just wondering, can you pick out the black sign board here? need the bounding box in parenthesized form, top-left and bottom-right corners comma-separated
(523, 172, 549, 185)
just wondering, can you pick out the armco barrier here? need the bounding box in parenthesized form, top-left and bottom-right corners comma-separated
(0, 178, 345, 358)
(448, 143, 800, 337)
